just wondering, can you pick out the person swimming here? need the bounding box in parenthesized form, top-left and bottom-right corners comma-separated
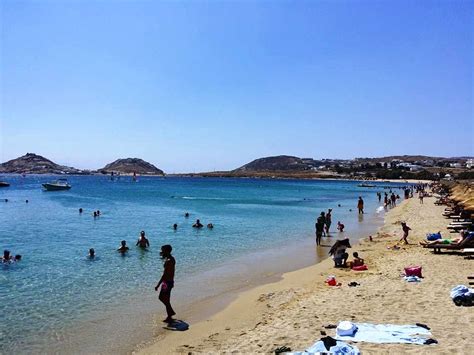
(173, 224, 178, 230)
(193, 219, 203, 228)
(136, 231, 150, 248)
(93, 211, 97, 218)
(184, 212, 190, 218)
(89, 248, 95, 258)
(117, 240, 129, 254)
(207, 223, 214, 229)
(79, 208, 83, 214)
(2, 250, 13, 263)
(14, 254, 22, 262)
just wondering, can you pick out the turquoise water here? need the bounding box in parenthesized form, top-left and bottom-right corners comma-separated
(0, 176, 407, 352)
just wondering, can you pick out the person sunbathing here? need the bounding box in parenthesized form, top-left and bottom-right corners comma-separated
(420, 230, 469, 246)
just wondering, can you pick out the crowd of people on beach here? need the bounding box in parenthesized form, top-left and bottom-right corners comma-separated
(315, 184, 428, 269)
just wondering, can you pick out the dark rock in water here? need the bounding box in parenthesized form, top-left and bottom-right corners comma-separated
(99, 158, 164, 175)
(0, 153, 81, 174)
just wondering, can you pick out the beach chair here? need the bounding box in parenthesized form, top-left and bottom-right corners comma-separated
(424, 237, 474, 254)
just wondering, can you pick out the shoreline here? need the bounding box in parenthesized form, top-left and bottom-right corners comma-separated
(131, 204, 385, 354)
(138, 194, 473, 354)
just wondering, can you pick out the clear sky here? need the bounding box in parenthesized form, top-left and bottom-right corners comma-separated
(1, 0, 472, 173)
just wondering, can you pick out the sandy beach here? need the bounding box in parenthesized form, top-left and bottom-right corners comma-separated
(139, 192, 473, 354)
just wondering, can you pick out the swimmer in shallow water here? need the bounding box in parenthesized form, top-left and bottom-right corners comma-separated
(173, 224, 178, 230)
(207, 223, 214, 229)
(2, 250, 13, 263)
(136, 231, 150, 249)
(184, 212, 190, 218)
(79, 208, 83, 214)
(88, 248, 95, 259)
(117, 240, 129, 254)
(193, 219, 203, 228)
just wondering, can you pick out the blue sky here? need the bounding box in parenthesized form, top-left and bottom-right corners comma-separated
(1, 0, 472, 172)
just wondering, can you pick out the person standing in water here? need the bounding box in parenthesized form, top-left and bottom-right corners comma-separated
(136, 231, 150, 249)
(315, 212, 325, 245)
(357, 197, 364, 214)
(155, 245, 176, 323)
(325, 209, 332, 234)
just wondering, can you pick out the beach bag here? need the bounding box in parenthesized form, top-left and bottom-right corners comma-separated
(326, 276, 337, 286)
(405, 266, 422, 278)
(337, 321, 358, 336)
(352, 265, 368, 271)
(426, 232, 442, 241)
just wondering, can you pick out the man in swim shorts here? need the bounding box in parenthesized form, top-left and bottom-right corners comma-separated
(155, 244, 176, 323)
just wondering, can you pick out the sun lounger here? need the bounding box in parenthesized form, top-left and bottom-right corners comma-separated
(424, 238, 474, 254)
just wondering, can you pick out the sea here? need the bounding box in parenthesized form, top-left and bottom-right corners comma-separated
(0, 175, 410, 353)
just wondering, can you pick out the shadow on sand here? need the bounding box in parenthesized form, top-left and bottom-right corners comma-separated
(164, 320, 189, 331)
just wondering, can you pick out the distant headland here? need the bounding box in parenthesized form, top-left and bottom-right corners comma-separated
(0, 153, 473, 180)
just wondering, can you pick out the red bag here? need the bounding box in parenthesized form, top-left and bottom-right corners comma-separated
(352, 265, 368, 271)
(404, 266, 422, 278)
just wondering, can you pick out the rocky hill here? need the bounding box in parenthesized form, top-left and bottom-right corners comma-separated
(235, 155, 317, 172)
(99, 158, 164, 175)
(0, 153, 81, 174)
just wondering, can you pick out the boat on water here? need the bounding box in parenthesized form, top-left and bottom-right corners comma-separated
(357, 183, 377, 188)
(42, 178, 71, 191)
(0, 181, 10, 187)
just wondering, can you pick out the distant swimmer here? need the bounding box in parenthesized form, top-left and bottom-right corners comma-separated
(79, 208, 83, 214)
(357, 197, 364, 214)
(93, 211, 98, 218)
(97, 210, 101, 216)
(173, 224, 178, 230)
(14, 255, 22, 262)
(155, 244, 176, 323)
(117, 240, 129, 254)
(337, 221, 345, 232)
(338, 204, 341, 207)
(193, 219, 204, 228)
(2, 250, 13, 263)
(184, 212, 190, 218)
(25, 200, 29, 203)
(136, 231, 150, 248)
(89, 248, 95, 259)
(207, 223, 214, 229)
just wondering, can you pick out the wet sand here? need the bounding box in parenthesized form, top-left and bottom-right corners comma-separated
(138, 194, 473, 354)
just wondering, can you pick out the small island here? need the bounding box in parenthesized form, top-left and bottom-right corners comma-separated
(99, 158, 165, 175)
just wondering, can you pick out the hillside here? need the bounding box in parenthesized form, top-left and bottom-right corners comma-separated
(0, 153, 81, 174)
(235, 155, 316, 172)
(99, 158, 164, 175)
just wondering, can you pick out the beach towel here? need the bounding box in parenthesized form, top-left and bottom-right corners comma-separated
(426, 233, 442, 241)
(450, 285, 474, 306)
(290, 339, 360, 355)
(404, 276, 422, 282)
(335, 323, 434, 345)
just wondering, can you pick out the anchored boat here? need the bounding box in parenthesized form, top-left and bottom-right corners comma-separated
(42, 178, 71, 191)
